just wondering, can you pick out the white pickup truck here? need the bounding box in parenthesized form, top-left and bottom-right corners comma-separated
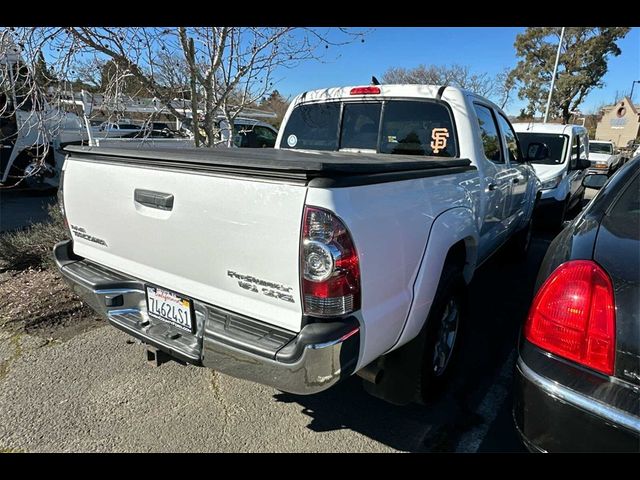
(587, 140, 623, 175)
(54, 84, 539, 405)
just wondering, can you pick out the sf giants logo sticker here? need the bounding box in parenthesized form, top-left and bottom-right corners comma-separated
(431, 128, 449, 154)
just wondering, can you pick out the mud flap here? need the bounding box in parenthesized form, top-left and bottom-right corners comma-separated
(361, 329, 427, 406)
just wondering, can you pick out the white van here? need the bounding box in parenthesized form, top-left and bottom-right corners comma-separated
(513, 123, 590, 227)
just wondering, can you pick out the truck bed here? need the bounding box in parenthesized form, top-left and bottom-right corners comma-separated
(64, 145, 474, 187)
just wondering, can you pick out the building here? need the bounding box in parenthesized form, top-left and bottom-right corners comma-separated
(595, 97, 640, 148)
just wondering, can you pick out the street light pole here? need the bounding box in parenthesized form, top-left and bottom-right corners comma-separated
(631, 80, 640, 103)
(544, 27, 566, 123)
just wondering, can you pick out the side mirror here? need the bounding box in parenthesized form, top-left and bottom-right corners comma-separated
(582, 174, 608, 190)
(526, 142, 549, 161)
(575, 158, 591, 170)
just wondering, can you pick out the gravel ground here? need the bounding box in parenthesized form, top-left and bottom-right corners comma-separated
(0, 268, 101, 341)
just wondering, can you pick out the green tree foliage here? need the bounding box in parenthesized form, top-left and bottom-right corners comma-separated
(100, 60, 151, 97)
(259, 90, 289, 128)
(509, 27, 630, 123)
(33, 50, 57, 90)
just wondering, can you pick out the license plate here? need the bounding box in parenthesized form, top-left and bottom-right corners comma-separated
(145, 286, 194, 333)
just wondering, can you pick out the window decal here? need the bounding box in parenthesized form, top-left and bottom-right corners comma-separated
(430, 128, 449, 154)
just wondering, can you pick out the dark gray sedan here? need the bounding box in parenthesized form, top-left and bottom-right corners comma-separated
(514, 156, 640, 452)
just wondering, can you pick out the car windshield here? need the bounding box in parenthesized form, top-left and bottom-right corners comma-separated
(516, 132, 568, 165)
(589, 142, 613, 155)
(280, 99, 458, 157)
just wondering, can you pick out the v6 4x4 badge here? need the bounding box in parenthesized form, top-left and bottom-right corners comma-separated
(227, 270, 295, 303)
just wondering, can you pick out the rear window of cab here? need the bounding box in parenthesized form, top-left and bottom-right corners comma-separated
(280, 99, 458, 158)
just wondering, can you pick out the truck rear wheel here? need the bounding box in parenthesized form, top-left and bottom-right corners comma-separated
(549, 197, 569, 230)
(417, 263, 467, 403)
(509, 218, 532, 259)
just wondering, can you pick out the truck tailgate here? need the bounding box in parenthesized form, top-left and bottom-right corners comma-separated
(62, 155, 307, 333)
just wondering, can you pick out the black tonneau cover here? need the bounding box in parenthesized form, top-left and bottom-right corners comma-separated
(64, 145, 474, 187)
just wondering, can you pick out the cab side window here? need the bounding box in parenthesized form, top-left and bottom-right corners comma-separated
(474, 104, 503, 163)
(496, 114, 523, 164)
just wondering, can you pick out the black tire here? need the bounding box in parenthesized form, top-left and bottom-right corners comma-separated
(509, 218, 532, 259)
(417, 263, 467, 403)
(571, 189, 585, 213)
(551, 197, 569, 229)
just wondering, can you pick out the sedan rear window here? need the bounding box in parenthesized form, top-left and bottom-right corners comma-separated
(280, 99, 458, 157)
(607, 173, 640, 239)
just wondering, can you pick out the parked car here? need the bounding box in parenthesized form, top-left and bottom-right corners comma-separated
(55, 84, 539, 405)
(587, 140, 622, 175)
(514, 156, 640, 452)
(0, 39, 85, 189)
(95, 118, 277, 149)
(94, 121, 143, 138)
(513, 123, 591, 228)
(231, 119, 278, 148)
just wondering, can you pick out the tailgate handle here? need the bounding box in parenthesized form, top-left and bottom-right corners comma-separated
(134, 189, 174, 211)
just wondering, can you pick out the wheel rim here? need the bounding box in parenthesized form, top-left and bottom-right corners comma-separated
(432, 298, 460, 377)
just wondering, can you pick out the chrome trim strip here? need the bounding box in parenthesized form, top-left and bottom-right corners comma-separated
(95, 289, 144, 295)
(108, 308, 143, 316)
(518, 358, 640, 434)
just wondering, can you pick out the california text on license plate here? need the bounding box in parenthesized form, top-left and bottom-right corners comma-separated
(145, 286, 194, 333)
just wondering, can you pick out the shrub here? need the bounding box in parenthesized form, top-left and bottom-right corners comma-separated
(0, 203, 69, 272)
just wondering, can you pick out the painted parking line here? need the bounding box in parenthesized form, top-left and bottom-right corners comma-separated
(454, 349, 517, 453)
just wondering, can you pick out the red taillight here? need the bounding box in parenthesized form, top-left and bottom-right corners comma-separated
(301, 206, 360, 317)
(524, 260, 616, 375)
(349, 86, 380, 95)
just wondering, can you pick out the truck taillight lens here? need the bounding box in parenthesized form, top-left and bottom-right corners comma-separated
(301, 206, 360, 317)
(524, 260, 616, 375)
(350, 86, 380, 95)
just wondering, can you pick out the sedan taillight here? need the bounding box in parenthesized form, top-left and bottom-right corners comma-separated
(524, 260, 616, 375)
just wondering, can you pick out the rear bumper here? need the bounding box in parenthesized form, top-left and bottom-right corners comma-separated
(514, 356, 640, 452)
(54, 239, 360, 395)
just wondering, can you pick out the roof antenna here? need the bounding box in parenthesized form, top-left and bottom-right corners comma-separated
(371, 76, 380, 85)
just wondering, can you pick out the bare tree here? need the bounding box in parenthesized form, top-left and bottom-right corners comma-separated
(0, 30, 64, 188)
(382, 64, 495, 98)
(494, 67, 516, 109)
(16, 27, 364, 147)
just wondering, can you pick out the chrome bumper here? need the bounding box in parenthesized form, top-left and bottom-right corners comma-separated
(517, 357, 640, 435)
(53, 239, 360, 395)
